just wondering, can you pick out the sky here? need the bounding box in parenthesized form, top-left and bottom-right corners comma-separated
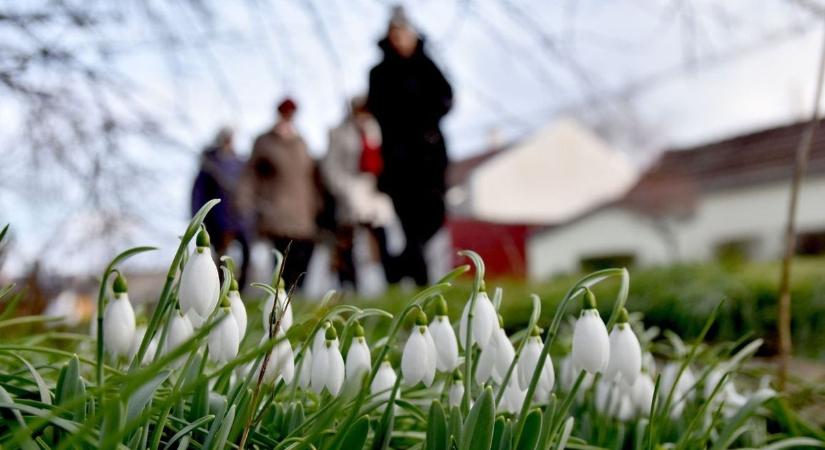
(1, 0, 824, 276)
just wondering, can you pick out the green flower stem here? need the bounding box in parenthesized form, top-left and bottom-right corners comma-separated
(495, 294, 541, 406)
(131, 199, 220, 370)
(547, 371, 586, 446)
(458, 249, 485, 414)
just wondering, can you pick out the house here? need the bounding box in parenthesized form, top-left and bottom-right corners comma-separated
(446, 118, 637, 277)
(527, 120, 825, 281)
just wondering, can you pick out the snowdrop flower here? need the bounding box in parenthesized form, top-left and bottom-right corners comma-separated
(186, 309, 205, 329)
(371, 360, 398, 402)
(631, 371, 655, 416)
(165, 308, 194, 353)
(402, 310, 437, 387)
(499, 373, 526, 414)
(179, 229, 220, 317)
(477, 317, 515, 385)
(262, 281, 292, 333)
(346, 322, 371, 382)
(103, 273, 136, 357)
(129, 325, 157, 365)
(448, 371, 464, 408)
(228, 280, 247, 341)
(262, 332, 295, 385)
(518, 327, 555, 393)
(604, 309, 642, 384)
(310, 325, 345, 396)
(571, 289, 609, 374)
(208, 297, 240, 364)
(660, 362, 695, 418)
(428, 296, 459, 372)
(459, 286, 498, 350)
(559, 356, 595, 397)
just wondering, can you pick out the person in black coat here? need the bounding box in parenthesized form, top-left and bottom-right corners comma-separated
(367, 6, 453, 287)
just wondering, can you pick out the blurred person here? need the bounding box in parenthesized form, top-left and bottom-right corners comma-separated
(238, 98, 319, 289)
(191, 127, 251, 287)
(321, 97, 397, 292)
(367, 6, 453, 286)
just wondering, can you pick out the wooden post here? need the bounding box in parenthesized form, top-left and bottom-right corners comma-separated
(777, 26, 825, 390)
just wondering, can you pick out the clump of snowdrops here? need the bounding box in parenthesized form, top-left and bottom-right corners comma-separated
(0, 203, 823, 450)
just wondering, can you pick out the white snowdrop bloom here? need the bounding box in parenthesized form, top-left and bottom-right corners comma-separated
(604, 309, 642, 385)
(103, 274, 136, 357)
(371, 360, 398, 402)
(312, 321, 331, 354)
(631, 372, 655, 415)
(428, 296, 459, 372)
(616, 391, 635, 421)
(179, 229, 220, 318)
(310, 326, 345, 396)
(449, 373, 464, 408)
(402, 310, 437, 387)
(345, 323, 372, 382)
(129, 326, 158, 365)
(228, 281, 247, 340)
(661, 362, 696, 401)
(595, 379, 626, 417)
(165, 309, 194, 354)
(571, 290, 610, 374)
(262, 332, 295, 385)
(207, 303, 240, 364)
(499, 374, 526, 414)
(477, 323, 516, 385)
(517, 329, 554, 392)
(458, 288, 498, 350)
(262, 284, 292, 333)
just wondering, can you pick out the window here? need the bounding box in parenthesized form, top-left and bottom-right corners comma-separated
(797, 229, 825, 255)
(579, 254, 635, 272)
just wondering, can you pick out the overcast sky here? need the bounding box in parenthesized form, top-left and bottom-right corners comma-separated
(2, 0, 824, 276)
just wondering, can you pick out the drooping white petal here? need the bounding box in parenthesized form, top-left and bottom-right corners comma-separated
(371, 361, 397, 401)
(631, 373, 655, 415)
(262, 289, 292, 333)
(310, 340, 332, 394)
(165, 311, 194, 353)
(458, 291, 498, 350)
(312, 323, 330, 354)
(263, 333, 295, 385)
(103, 294, 136, 357)
(179, 248, 220, 317)
(326, 342, 346, 396)
(186, 309, 205, 329)
(299, 347, 312, 388)
(449, 383, 464, 408)
(571, 309, 610, 374)
(492, 328, 515, 383)
(519, 337, 555, 393)
(345, 337, 372, 382)
(500, 375, 526, 414)
(228, 291, 247, 340)
(476, 344, 497, 385)
(429, 316, 459, 372)
(402, 328, 429, 386)
(421, 328, 437, 387)
(604, 323, 642, 384)
(129, 326, 157, 365)
(208, 310, 240, 364)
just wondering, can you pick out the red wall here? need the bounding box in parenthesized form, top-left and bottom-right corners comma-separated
(447, 218, 530, 278)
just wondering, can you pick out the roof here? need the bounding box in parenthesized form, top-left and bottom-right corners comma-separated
(621, 119, 825, 215)
(448, 118, 637, 224)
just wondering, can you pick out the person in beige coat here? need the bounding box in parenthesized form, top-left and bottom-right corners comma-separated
(239, 98, 319, 288)
(321, 97, 397, 290)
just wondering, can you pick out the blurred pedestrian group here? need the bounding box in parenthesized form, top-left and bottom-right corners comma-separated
(190, 6, 452, 296)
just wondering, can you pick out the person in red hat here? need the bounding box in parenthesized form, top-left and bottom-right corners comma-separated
(238, 97, 320, 288)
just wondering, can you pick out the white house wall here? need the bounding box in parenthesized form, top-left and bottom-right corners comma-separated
(527, 207, 674, 279)
(528, 175, 825, 281)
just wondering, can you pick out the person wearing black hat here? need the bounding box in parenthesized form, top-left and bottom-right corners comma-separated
(367, 6, 453, 286)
